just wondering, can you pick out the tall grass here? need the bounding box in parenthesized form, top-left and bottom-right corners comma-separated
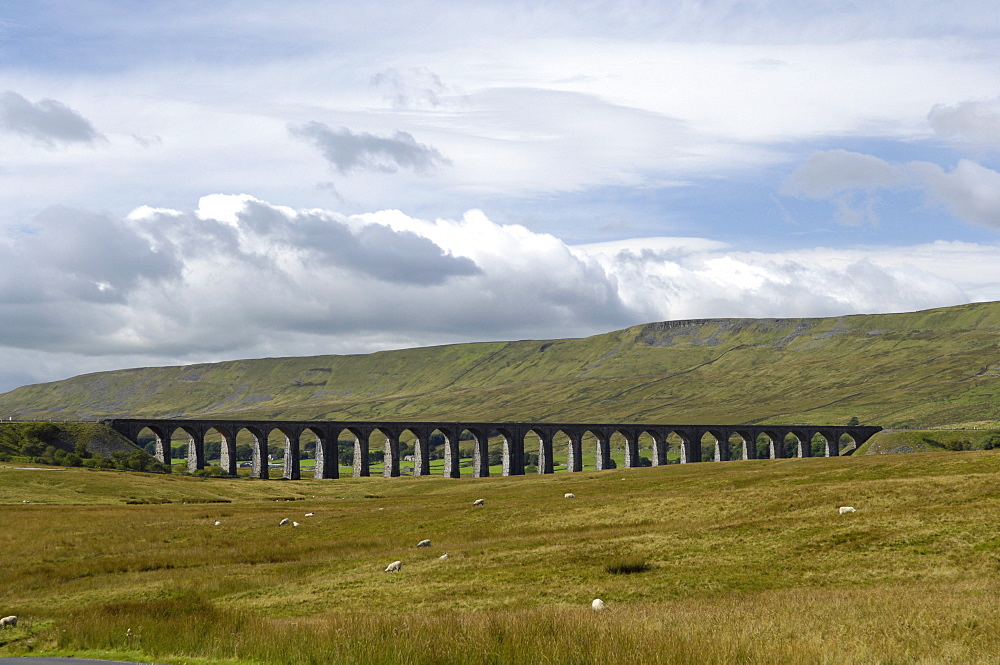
(6, 451, 1000, 662)
(53, 583, 1000, 664)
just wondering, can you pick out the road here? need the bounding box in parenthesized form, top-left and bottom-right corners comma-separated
(0, 659, 165, 664)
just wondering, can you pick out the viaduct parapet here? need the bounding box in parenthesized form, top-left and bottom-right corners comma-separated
(101, 418, 882, 480)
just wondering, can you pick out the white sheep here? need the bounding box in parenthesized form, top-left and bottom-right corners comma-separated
(592, 599, 606, 611)
(213, 520, 221, 526)
(385, 560, 402, 572)
(472, 498, 485, 506)
(292, 521, 300, 527)
(0, 615, 17, 628)
(279, 518, 291, 526)
(439, 552, 449, 560)
(838, 506, 857, 514)
(304, 512, 315, 517)
(564, 493, 576, 499)
(416, 539, 431, 547)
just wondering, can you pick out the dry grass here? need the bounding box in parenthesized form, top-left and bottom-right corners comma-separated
(4, 450, 1000, 662)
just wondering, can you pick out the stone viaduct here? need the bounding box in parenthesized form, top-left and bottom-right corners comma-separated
(101, 418, 882, 480)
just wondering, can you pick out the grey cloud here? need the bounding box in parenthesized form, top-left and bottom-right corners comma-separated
(909, 160, 1000, 229)
(0, 207, 182, 308)
(238, 201, 480, 285)
(782, 150, 909, 227)
(131, 133, 163, 148)
(783, 150, 906, 198)
(289, 121, 450, 175)
(0, 91, 102, 147)
(785, 149, 1000, 229)
(928, 99, 1000, 148)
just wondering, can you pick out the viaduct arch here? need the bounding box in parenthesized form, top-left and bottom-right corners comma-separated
(102, 418, 882, 479)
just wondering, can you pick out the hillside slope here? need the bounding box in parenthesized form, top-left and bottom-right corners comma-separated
(1, 302, 998, 427)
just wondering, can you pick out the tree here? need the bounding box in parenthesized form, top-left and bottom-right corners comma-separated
(847, 416, 860, 426)
(235, 442, 253, 461)
(75, 440, 91, 458)
(20, 441, 43, 457)
(23, 422, 60, 444)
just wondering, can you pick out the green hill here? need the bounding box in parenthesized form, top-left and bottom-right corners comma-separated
(2, 301, 999, 428)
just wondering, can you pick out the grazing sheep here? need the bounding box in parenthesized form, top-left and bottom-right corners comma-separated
(22, 500, 29, 504)
(839, 506, 857, 514)
(213, 521, 221, 526)
(564, 493, 576, 499)
(292, 521, 300, 527)
(0, 616, 17, 628)
(416, 539, 431, 548)
(472, 498, 485, 506)
(439, 552, 449, 560)
(592, 599, 606, 611)
(279, 518, 291, 526)
(385, 560, 402, 572)
(304, 512, 315, 517)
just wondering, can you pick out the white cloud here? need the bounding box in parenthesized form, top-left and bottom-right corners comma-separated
(370, 67, 448, 110)
(575, 238, 977, 322)
(4, 22, 1000, 221)
(2, 2, 1000, 394)
(0, 196, 996, 393)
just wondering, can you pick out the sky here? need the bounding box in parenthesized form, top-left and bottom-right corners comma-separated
(1, 1, 1000, 393)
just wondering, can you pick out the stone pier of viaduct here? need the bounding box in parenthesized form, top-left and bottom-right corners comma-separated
(101, 418, 882, 480)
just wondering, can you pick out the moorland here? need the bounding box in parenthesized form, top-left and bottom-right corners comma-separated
(0, 302, 999, 663)
(3, 450, 1000, 663)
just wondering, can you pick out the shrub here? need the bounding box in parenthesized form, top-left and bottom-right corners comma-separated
(20, 441, 43, 457)
(23, 422, 60, 443)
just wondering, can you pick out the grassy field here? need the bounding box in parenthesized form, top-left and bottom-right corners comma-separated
(4, 450, 1000, 663)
